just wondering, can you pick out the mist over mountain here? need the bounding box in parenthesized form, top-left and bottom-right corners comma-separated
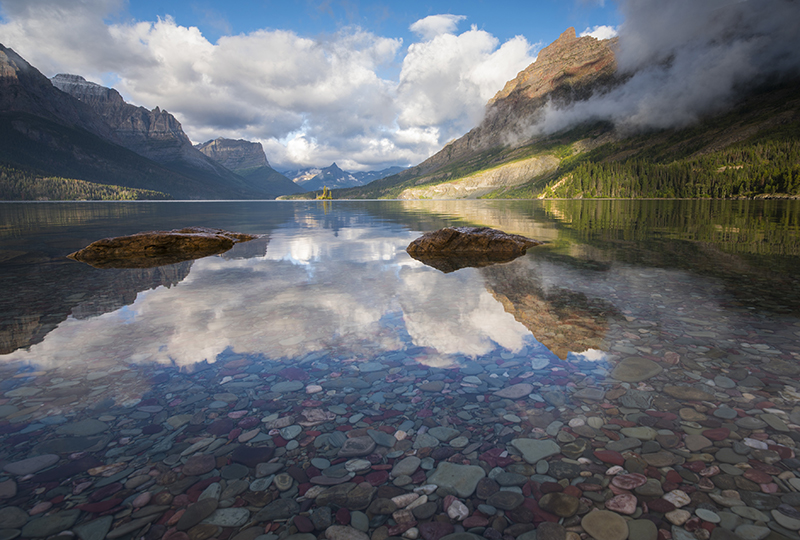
(531, 0, 800, 137)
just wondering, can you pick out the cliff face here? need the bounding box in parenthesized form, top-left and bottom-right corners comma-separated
(50, 74, 218, 170)
(417, 28, 618, 175)
(196, 137, 305, 196)
(196, 137, 269, 171)
(0, 46, 115, 140)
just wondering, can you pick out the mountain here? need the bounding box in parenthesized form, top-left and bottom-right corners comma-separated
(196, 138, 305, 197)
(50, 74, 299, 198)
(352, 166, 406, 184)
(286, 163, 407, 193)
(0, 44, 211, 199)
(283, 167, 323, 184)
(0, 44, 304, 200)
(328, 28, 800, 200)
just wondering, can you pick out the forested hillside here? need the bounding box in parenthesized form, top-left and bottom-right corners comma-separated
(0, 166, 171, 200)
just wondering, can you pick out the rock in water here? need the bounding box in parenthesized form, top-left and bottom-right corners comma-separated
(68, 227, 260, 268)
(406, 227, 541, 273)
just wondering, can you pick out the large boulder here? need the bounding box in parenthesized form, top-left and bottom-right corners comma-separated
(406, 227, 541, 273)
(68, 227, 259, 268)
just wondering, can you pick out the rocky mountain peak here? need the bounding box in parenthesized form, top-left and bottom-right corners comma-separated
(51, 73, 126, 109)
(0, 44, 114, 140)
(407, 28, 619, 177)
(51, 74, 203, 165)
(196, 138, 269, 171)
(489, 27, 616, 106)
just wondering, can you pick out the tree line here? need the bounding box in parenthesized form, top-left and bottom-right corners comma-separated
(544, 140, 800, 199)
(0, 165, 171, 200)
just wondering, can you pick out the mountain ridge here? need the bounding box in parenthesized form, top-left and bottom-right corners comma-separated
(0, 44, 304, 200)
(284, 163, 406, 193)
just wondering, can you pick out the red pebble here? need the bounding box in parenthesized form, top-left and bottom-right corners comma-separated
(684, 461, 706, 473)
(335, 507, 350, 525)
(563, 485, 582, 498)
(769, 444, 794, 459)
(294, 515, 315, 533)
(744, 469, 773, 484)
(701, 428, 730, 441)
(540, 482, 563, 494)
(411, 470, 428, 484)
(463, 516, 489, 528)
(666, 470, 683, 483)
(366, 471, 389, 486)
(684, 517, 702, 532)
(662, 482, 679, 492)
(647, 499, 677, 513)
(594, 450, 624, 466)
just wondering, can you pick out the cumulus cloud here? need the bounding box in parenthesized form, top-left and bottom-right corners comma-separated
(0, 0, 535, 170)
(397, 28, 535, 145)
(409, 14, 466, 41)
(579, 25, 617, 40)
(534, 0, 800, 136)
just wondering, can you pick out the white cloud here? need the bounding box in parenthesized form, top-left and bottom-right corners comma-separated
(397, 28, 535, 141)
(579, 25, 618, 40)
(0, 1, 536, 170)
(409, 14, 466, 41)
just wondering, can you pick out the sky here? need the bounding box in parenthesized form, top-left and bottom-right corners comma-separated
(0, 0, 619, 171)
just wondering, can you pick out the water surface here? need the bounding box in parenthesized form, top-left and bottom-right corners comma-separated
(1, 199, 800, 539)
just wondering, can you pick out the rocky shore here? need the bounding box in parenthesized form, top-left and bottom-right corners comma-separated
(2, 334, 800, 540)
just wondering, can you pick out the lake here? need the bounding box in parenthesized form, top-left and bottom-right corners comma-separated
(1, 199, 800, 539)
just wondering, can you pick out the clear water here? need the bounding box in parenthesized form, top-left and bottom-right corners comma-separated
(2, 199, 800, 538)
(2, 199, 798, 374)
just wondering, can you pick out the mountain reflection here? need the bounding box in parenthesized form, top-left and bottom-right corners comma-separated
(2, 226, 540, 370)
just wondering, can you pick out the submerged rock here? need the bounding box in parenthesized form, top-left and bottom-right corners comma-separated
(68, 227, 260, 268)
(406, 227, 541, 273)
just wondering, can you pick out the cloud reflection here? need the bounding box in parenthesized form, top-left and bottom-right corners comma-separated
(2, 226, 532, 371)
